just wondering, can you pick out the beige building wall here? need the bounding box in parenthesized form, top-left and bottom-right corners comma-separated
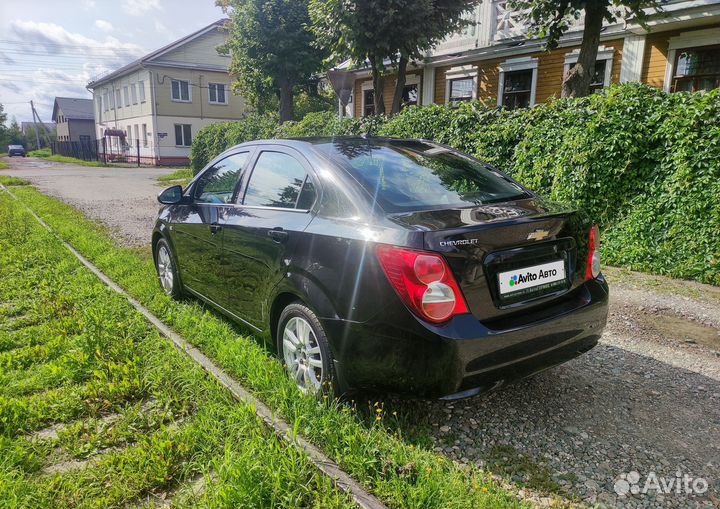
(150, 67, 246, 119)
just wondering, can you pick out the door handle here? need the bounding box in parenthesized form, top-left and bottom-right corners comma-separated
(268, 227, 288, 243)
(209, 224, 222, 235)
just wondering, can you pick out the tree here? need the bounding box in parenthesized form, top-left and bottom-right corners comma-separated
(310, 0, 397, 115)
(310, 0, 478, 115)
(509, 0, 662, 98)
(387, 1, 479, 114)
(217, 0, 326, 122)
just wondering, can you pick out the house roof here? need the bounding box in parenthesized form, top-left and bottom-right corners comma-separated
(52, 97, 95, 122)
(21, 121, 56, 134)
(87, 19, 228, 88)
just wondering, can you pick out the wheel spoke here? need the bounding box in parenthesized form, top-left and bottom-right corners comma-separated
(284, 328, 300, 346)
(308, 357, 323, 368)
(282, 338, 297, 353)
(306, 345, 320, 356)
(295, 365, 305, 383)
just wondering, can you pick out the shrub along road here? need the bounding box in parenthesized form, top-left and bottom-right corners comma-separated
(2, 156, 719, 508)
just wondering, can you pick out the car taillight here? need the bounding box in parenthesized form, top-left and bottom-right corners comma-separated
(376, 245, 469, 324)
(585, 224, 601, 280)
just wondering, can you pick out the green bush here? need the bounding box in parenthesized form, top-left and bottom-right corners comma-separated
(189, 84, 720, 285)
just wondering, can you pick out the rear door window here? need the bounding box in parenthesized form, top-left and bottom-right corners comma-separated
(242, 151, 316, 209)
(194, 152, 250, 204)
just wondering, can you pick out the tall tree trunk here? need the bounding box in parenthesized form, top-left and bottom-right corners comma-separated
(368, 54, 386, 116)
(278, 79, 294, 123)
(561, 2, 604, 98)
(390, 55, 409, 115)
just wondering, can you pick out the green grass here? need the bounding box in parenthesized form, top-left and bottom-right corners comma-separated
(27, 148, 108, 167)
(157, 168, 193, 187)
(27, 148, 51, 157)
(0, 176, 30, 186)
(3, 184, 539, 508)
(0, 192, 354, 509)
(0, 162, 9, 170)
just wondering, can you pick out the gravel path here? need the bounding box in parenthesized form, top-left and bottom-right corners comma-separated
(1, 157, 176, 246)
(3, 156, 718, 508)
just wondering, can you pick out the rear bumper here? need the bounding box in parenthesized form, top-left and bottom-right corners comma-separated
(323, 276, 608, 398)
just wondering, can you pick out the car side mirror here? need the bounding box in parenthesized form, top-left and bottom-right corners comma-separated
(158, 185, 184, 205)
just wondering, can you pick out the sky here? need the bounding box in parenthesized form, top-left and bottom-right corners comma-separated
(0, 0, 225, 123)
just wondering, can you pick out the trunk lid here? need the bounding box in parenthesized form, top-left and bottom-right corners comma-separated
(387, 199, 591, 323)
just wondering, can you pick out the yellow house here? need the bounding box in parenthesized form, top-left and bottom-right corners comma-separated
(87, 19, 248, 165)
(332, 0, 720, 117)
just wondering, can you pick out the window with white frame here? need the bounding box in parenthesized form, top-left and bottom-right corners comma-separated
(96, 96, 102, 119)
(174, 124, 192, 147)
(138, 80, 146, 102)
(665, 28, 720, 93)
(361, 81, 375, 117)
(564, 47, 614, 94)
(498, 57, 538, 109)
(109, 91, 116, 110)
(131, 83, 138, 104)
(115, 89, 122, 109)
(142, 123, 148, 147)
(445, 65, 477, 106)
(103, 92, 109, 112)
(134, 125, 139, 146)
(208, 82, 228, 104)
(171, 79, 191, 102)
(400, 75, 420, 110)
(123, 86, 130, 107)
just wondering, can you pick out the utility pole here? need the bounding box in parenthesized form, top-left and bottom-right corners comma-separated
(30, 101, 52, 149)
(29, 101, 41, 150)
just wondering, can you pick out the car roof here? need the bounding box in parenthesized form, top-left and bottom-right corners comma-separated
(228, 136, 441, 151)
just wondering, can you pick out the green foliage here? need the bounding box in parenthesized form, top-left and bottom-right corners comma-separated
(190, 84, 719, 284)
(218, 0, 326, 121)
(508, 0, 663, 51)
(27, 148, 51, 158)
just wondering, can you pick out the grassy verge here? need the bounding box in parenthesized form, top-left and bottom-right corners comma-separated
(157, 168, 193, 187)
(0, 191, 353, 508)
(27, 148, 108, 167)
(0, 175, 30, 186)
(0, 162, 9, 170)
(27, 149, 51, 157)
(6, 186, 537, 508)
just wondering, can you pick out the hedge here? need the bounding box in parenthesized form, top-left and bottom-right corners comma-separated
(189, 84, 720, 285)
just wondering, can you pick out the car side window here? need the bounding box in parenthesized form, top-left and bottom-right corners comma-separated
(242, 151, 316, 209)
(194, 152, 249, 204)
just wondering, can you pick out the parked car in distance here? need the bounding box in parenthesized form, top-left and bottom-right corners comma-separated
(7, 145, 26, 157)
(153, 137, 608, 399)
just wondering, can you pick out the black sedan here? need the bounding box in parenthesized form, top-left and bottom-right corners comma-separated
(8, 145, 26, 157)
(153, 137, 608, 399)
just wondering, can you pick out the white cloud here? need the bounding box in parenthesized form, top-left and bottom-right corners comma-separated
(9, 20, 145, 63)
(82, 0, 96, 9)
(123, 0, 162, 16)
(94, 19, 114, 33)
(2, 21, 147, 122)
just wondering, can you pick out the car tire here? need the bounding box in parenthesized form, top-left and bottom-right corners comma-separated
(277, 302, 337, 396)
(154, 238, 183, 299)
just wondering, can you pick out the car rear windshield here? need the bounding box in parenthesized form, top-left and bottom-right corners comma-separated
(314, 139, 529, 212)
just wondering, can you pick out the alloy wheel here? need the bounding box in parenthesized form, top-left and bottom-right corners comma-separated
(282, 316, 323, 393)
(157, 245, 174, 294)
